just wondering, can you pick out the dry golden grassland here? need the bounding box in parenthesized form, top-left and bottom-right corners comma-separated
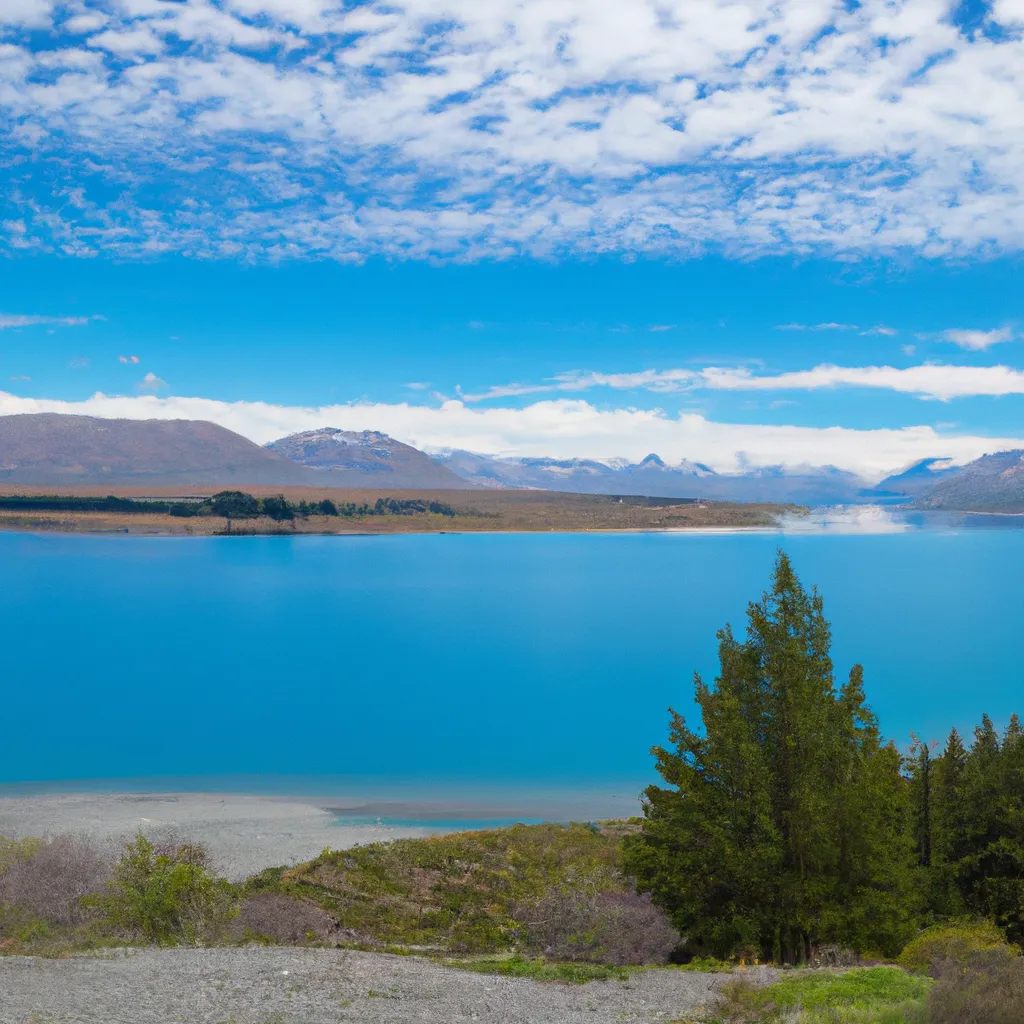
(0, 484, 801, 535)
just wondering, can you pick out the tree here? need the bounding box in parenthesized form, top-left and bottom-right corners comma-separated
(260, 495, 294, 521)
(210, 491, 259, 521)
(622, 551, 916, 963)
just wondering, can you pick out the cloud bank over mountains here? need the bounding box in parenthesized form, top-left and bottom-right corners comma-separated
(461, 362, 1024, 403)
(4, 0, 1024, 259)
(1, 388, 1021, 481)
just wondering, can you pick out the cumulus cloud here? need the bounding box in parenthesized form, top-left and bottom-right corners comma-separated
(940, 327, 1015, 350)
(0, 389, 1017, 481)
(137, 372, 166, 391)
(3, 0, 1024, 258)
(464, 363, 1024, 402)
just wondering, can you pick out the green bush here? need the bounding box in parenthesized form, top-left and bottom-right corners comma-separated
(897, 920, 1014, 974)
(714, 968, 929, 1024)
(94, 833, 236, 944)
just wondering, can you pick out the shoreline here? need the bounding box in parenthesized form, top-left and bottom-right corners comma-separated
(0, 792, 433, 880)
(0, 486, 797, 536)
(0, 785, 643, 880)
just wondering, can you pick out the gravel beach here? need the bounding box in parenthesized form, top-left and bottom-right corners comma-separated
(0, 793, 432, 880)
(0, 947, 766, 1024)
(0, 792, 755, 1024)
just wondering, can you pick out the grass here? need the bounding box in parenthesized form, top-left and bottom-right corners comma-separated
(713, 967, 930, 1024)
(245, 822, 627, 954)
(447, 952, 631, 983)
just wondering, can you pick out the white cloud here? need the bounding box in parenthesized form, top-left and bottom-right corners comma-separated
(994, 0, 1024, 25)
(0, 314, 100, 329)
(0, 0, 53, 29)
(138, 372, 166, 391)
(940, 327, 1015, 351)
(0, 389, 1018, 481)
(4, 0, 1024, 258)
(464, 362, 1024, 402)
(777, 323, 860, 332)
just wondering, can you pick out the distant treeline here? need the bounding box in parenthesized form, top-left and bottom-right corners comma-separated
(0, 492, 458, 520)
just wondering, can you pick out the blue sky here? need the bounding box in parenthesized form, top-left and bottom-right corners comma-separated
(2, 0, 1024, 478)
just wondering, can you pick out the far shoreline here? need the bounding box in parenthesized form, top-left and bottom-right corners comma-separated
(0, 484, 799, 536)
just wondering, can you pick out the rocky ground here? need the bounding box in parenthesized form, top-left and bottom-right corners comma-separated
(0, 948, 772, 1024)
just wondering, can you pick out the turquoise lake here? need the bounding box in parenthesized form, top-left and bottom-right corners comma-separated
(1, 521, 1022, 813)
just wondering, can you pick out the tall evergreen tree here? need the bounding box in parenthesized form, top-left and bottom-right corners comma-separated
(623, 552, 916, 963)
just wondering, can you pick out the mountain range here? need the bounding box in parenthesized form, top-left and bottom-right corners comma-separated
(0, 413, 320, 486)
(0, 412, 1019, 511)
(432, 450, 898, 506)
(265, 428, 467, 489)
(914, 451, 1024, 513)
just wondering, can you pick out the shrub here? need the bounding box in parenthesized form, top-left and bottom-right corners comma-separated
(927, 947, 1024, 1024)
(511, 886, 680, 966)
(95, 833, 235, 944)
(714, 968, 930, 1024)
(0, 835, 108, 926)
(232, 893, 336, 944)
(0, 836, 45, 876)
(897, 919, 1013, 974)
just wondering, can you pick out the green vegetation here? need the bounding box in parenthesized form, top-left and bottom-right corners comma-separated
(89, 833, 235, 944)
(0, 491, 458, 520)
(712, 968, 930, 1023)
(245, 823, 627, 954)
(623, 550, 1024, 978)
(450, 953, 630, 983)
(623, 552, 916, 964)
(905, 711, 1024, 942)
(897, 920, 1015, 974)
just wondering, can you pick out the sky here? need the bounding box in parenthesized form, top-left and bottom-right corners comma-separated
(2, 0, 1024, 480)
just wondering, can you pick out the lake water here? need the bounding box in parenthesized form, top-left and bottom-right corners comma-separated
(2, 515, 1022, 818)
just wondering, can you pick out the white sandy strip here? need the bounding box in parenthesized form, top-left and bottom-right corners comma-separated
(0, 793, 433, 880)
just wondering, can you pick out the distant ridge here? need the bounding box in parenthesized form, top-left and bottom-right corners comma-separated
(0, 413, 324, 486)
(431, 449, 882, 505)
(873, 457, 964, 499)
(265, 428, 471, 489)
(916, 450, 1024, 512)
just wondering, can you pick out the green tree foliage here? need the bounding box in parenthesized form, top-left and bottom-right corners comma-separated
(921, 716, 1024, 941)
(209, 490, 260, 520)
(94, 833, 235, 944)
(260, 494, 294, 520)
(622, 551, 916, 963)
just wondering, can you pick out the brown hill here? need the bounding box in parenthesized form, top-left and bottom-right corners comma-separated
(265, 428, 471, 489)
(0, 413, 323, 486)
(915, 450, 1024, 512)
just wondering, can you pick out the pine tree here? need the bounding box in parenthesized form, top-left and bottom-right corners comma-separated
(623, 551, 916, 962)
(906, 735, 935, 869)
(928, 728, 970, 917)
